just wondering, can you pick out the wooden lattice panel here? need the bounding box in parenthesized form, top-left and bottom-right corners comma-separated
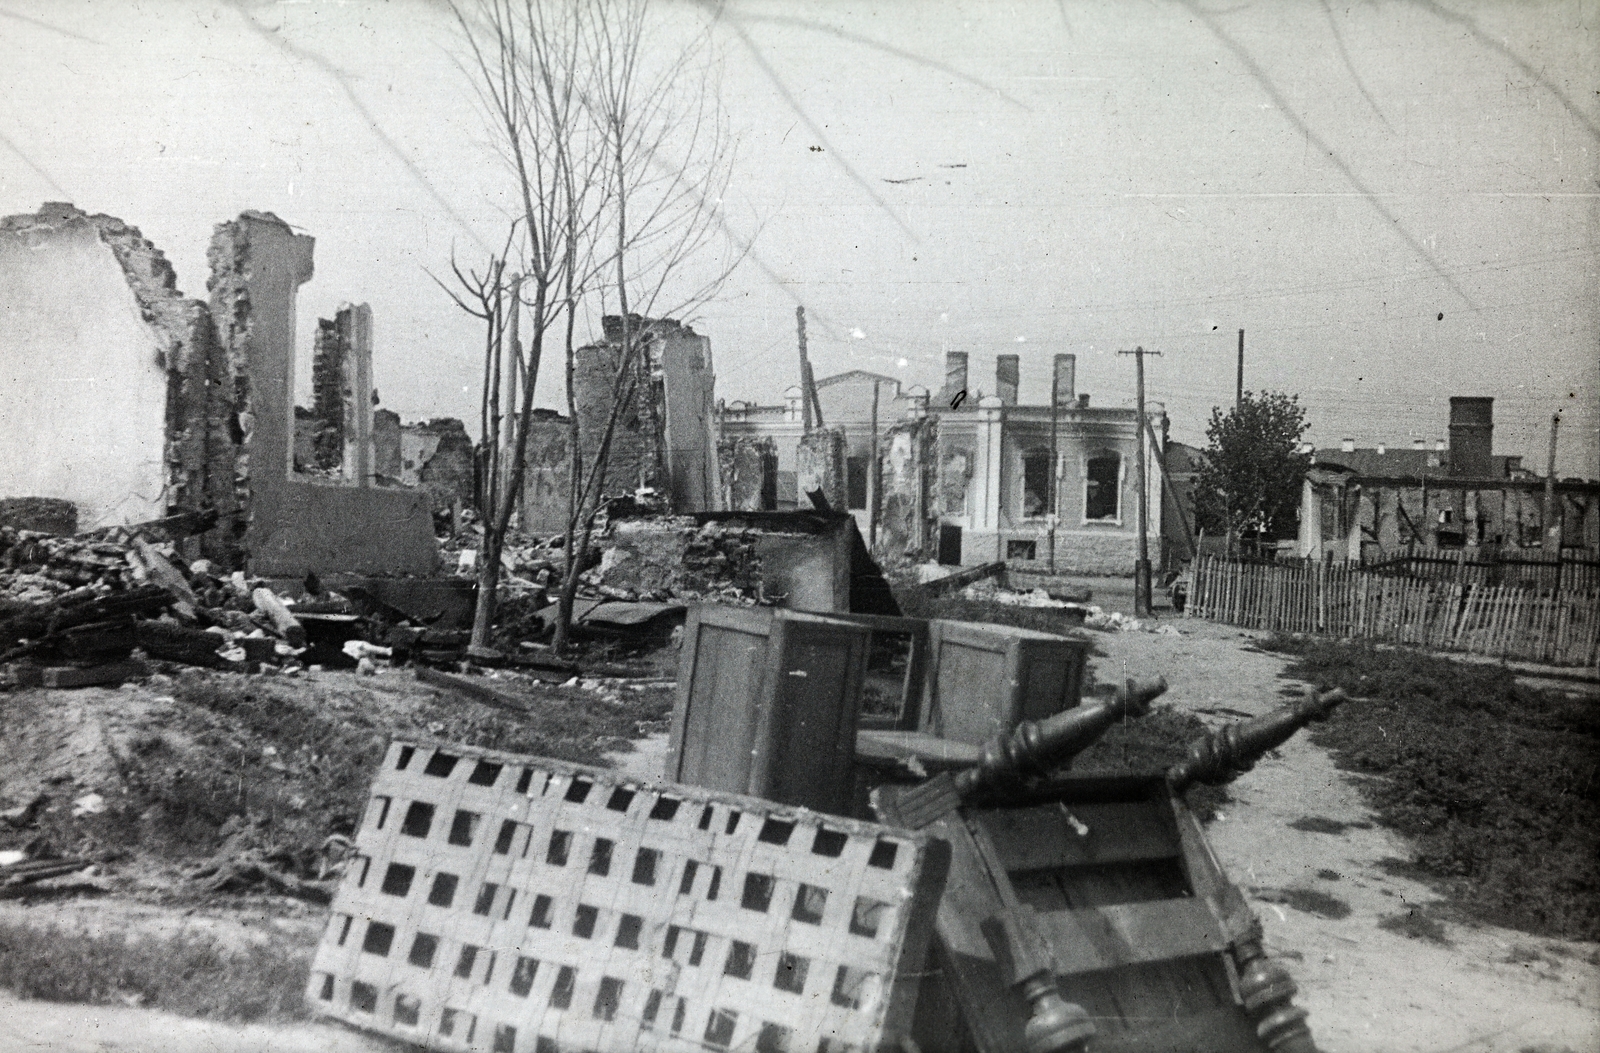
(308, 739, 949, 1053)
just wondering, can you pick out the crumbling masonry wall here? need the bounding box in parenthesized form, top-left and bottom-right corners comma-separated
(878, 417, 936, 560)
(0, 204, 236, 554)
(719, 435, 778, 511)
(399, 418, 475, 514)
(207, 212, 437, 576)
(518, 411, 573, 535)
(797, 427, 848, 511)
(573, 315, 720, 513)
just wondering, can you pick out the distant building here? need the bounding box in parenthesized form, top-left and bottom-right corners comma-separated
(721, 352, 1168, 575)
(1298, 397, 1598, 559)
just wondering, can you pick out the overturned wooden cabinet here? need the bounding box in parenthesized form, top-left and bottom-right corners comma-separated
(667, 605, 871, 817)
(922, 620, 1089, 745)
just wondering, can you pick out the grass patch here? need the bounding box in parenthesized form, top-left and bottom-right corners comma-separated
(1263, 637, 1600, 941)
(1378, 908, 1452, 946)
(0, 922, 309, 1021)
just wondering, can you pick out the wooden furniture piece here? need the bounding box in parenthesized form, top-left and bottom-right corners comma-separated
(310, 739, 950, 1053)
(667, 605, 871, 817)
(922, 620, 1089, 745)
(868, 689, 1343, 1053)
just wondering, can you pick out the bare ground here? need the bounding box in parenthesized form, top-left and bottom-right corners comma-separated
(1093, 617, 1600, 1053)
(2, 618, 1597, 1052)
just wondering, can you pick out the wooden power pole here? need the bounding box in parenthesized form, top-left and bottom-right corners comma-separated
(1119, 345, 1161, 615)
(1236, 329, 1244, 410)
(1544, 412, 1562, 565)
(796, 306, 813, 433)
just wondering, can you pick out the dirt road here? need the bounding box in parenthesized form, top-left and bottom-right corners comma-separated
(1093, 618, 1600, 1053)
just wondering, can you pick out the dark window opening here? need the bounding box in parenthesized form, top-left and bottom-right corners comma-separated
(400, 802, 434, 838)
(1022, 450, 1050, 517)
(1085, 455, 1119, 521)
(1006, 539, 1037, 560)
(362, 922, 395, 957)
(428, 872, 458, 908)
(846, 456, 869, 510)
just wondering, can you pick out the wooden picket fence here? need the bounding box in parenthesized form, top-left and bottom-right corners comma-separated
(1364, 544, 1600, 592)
(1186, 556, 1600, 668)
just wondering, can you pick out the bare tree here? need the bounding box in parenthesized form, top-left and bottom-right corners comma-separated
(548, 0, 739, 651)
(450, 0, 606, 654)
(451, 0, 739, 654)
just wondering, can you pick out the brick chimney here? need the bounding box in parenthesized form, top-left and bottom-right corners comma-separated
(1448, 397, 1494, 478)
(995, 354, 1020, 406)
(1053, 354, 1076, 405)
(939, 351, 968, 407)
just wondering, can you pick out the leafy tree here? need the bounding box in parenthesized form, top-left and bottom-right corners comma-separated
(1194, 391, 1311, 553)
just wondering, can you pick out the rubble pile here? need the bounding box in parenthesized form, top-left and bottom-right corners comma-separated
(0, 527, 360, 680)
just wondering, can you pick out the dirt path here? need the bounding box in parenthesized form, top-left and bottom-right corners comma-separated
(0, 992, 396, 1053)
(1093, 618, 1600, 1053)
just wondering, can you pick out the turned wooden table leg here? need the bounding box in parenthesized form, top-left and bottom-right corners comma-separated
(1234, 939, 1319, 1053)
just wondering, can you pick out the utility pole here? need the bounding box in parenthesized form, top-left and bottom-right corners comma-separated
(1118, 346, 1161, 615)
(796, 306, 814, 433)
(1544, 412, 1562, 569)
(1236, 329, 1244, 410)
(1048, 360, 1060, 574)
(868, 380, 881, 548)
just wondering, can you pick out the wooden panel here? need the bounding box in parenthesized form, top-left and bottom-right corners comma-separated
(927, 626, 1013, 745)
(310, 740, 950, 1053)
(1041, 899, 1230, 974)
(973, 799, 1180, 872)
(1015, 638, 1088, 724)
(925, 621, 1087, 746)
(875, 776, 1271, 1053)
(758, 617, 868, 817)
(666, 606, 773, 793)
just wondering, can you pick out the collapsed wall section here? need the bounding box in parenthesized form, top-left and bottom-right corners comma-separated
(719, 435, 777, 511)
(0, 204, 237, 554)
(206, 212, 437, 577)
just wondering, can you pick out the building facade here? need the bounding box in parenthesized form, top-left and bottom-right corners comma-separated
(720, 353, 1165, 575)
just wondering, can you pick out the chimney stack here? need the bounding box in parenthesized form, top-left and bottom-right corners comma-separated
(1448, 397, 1494, 478)
(940, 351, 968, 408)
(1053, 354, 1076, 405)
(1413, 438, 1426, 451)
(1341, 438, 1356, 453)
(1376, 442, 1386, 455)
(995, 355, 1020, 406)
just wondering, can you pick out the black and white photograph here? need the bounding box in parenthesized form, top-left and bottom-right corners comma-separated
(0, 2, 1595, 1051)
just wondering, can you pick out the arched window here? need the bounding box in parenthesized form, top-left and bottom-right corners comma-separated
(1084, 453, 1120, 521)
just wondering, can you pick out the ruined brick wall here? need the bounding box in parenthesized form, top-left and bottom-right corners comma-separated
(309, 319, 344, 469)
(797, 428, 848, 511)
(573, 339, 657, 502)
(399, 419, 475, 513)
(719, 435, 777, 511)
(373, 409, 402, 482)
(206, 211, 437, 576)
(0, 204, 240, 559)
(878, 417, 935, 560)
(518, 412, 573, 535)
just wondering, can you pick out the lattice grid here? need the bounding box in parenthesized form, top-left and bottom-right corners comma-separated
(308, 740, 948, 1053)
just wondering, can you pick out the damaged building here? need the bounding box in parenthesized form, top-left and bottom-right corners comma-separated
(1298, 397, 1600, 560)
(0, 203, 438, 576)
(720, 352, 1166, 575)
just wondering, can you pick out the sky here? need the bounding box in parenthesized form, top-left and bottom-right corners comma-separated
(2, 0, 1596, 476)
